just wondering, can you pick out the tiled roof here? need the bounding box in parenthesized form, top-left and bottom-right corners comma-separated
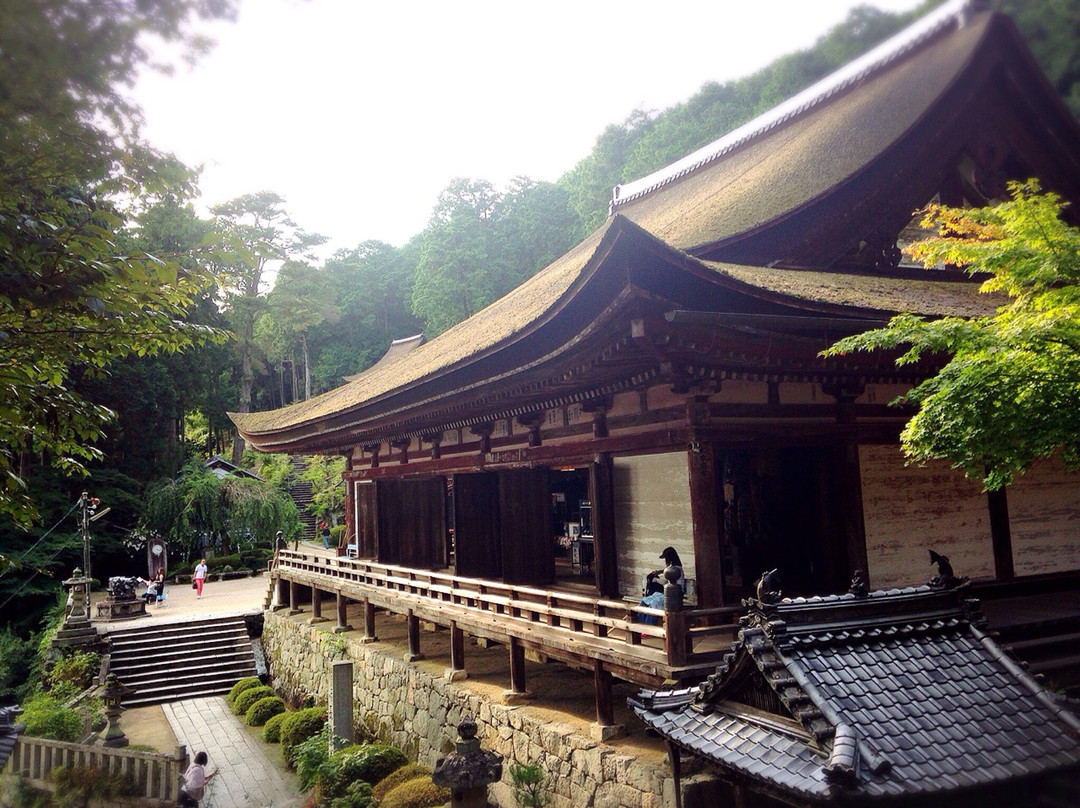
(0, 705, 24, 773)
(630, 584, 1080, 802)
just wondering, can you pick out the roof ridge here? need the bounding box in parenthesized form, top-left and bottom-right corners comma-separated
(609, 0, 981, 212)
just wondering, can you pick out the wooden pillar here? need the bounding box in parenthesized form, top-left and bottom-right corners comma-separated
(344, 455, 355, 553)
(593, 661, 614, 727)
(508, 637, 527, 695)
(406, 610, 424, 662)
(988, 488, 1014, 581)
(687, 438, 724, 607)
(832, 438, 868, 590)
(360, 598, 377, 644)
(667, 740, 683, 808)
(288, 580, 301, 615)
(590, 454, 619, 599)
(334, 591, 352, 634)
(447, 621, 467, 681)
(308, 586, 327, 624)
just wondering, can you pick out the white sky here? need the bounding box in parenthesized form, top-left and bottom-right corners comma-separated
(134, 0, 924, 256)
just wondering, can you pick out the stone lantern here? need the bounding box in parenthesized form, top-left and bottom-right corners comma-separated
(98, 673, 136, 748)
(433, 716, 502, 808)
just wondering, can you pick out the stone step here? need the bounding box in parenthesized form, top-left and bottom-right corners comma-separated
(123, 674, 251, 707)
(108, 625, 248, 652)
(115, 659, 256, 694)
(104, 616, 257, 705)
(111, 648, 254, 680)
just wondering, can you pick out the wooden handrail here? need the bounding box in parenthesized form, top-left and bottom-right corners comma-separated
(275, 551, 738, 671)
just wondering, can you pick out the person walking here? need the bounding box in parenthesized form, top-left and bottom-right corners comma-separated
(193, 557, 208, 599)
(320, 522, 331, 549)
(178, 750, 215, 807)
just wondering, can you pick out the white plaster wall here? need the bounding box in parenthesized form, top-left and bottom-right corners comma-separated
(859, 444, 994, 588)
(1006, 455, 1080, 576)
(613, 452, 695, 600)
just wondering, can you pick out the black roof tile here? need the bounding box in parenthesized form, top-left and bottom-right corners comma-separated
(632, 581, 1080, 803)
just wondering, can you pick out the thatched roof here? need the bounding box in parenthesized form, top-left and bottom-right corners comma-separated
(612, 3, 991, 253)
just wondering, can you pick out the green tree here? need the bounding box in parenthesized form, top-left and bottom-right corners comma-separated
(0, 0, 236, 528)
(300, 456, 346, 528)
(823, 181, 1080, 490)
(210, 192, 326, 455)
(141, 461, 300, 559)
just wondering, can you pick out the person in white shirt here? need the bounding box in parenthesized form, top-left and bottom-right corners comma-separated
(179, 750, 214, 807)
(193, 558, 208, 599)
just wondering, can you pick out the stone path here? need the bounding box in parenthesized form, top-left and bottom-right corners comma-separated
(163, 696, 303, 808)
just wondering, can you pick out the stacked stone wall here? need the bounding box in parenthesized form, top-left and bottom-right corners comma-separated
(263, 611, 674, 808)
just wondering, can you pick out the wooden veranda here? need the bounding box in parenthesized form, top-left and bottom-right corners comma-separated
(270, 549, 741, 728)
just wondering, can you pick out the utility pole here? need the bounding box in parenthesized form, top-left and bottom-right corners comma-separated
(80, 492, 103, 620)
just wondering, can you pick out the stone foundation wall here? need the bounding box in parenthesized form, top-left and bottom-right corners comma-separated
(263, 611, 674, 808)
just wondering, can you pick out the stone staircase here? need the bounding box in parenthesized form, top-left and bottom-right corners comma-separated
(289, 456, 317, 543)
(105, 616, 258, 706)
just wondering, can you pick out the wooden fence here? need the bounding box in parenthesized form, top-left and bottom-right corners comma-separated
(4, 735, 186, 805)
(274, 550, 742, 682)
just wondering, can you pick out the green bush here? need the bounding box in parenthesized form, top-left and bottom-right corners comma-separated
(262, 710, 289, 743)
(379, 777, 450, 808)
(21, 692, 83, 742)
(46, 649, 100, 693)
(318, 743, 408, 802)
(294, 726, 333, 791)
(52, 765, 138, 803)
(280, 706, 327, 765)
(372, 764, 430, 802)
(329, 780, 376, 808)
(227, 676, 261, 705)
(233, 685, 276, 716)
(246, 695, 285, 726)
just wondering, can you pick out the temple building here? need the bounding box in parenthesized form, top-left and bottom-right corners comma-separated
(231, 0, 1080, 730)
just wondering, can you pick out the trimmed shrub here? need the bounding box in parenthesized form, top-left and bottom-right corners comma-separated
(233, 685, 275, 716)
(227, 676, 261, 705)
(262, 710, 289, 743)
(372, 764, 430, 802)
(246, 695, 285, 726)
(379, 777, 450, 808)
(280, 706, 327, 765)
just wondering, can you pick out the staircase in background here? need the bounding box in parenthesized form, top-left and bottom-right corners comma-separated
(289, 456, 317, 543)
(106, 616, 258, 706)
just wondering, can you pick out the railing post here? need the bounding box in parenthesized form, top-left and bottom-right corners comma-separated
(664, 565, 687, 666)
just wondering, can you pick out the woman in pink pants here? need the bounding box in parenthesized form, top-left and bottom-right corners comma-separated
(194, 558, 208, 598)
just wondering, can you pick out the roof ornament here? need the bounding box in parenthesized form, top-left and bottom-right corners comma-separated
(848, 569, 869, 599)
(928, 549, 968, 589)
(755, 568, 782, 605)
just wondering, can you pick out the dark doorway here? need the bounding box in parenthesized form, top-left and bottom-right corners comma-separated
(548, 467, 595, 590)
(723, 447, 844, 599)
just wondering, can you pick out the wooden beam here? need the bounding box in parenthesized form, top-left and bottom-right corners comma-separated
(687, 439, 723, 608)
(288, 580, 301, 615)
(448, 621, 467, 680)
(988, 488, 1014, 581)
(309, 586, 328, 624)
(334, 591, 352, 634)
(509, 637, 527, 694)
(593, 660, 614, 727)
(361, 598, 377, 643)
(406, 610, 424, 661)
(590, 455, 619, 599)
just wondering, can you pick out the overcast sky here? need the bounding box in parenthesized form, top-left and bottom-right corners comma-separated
(134, 0, 924, 256)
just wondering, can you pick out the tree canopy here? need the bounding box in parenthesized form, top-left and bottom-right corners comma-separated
(823, 182, 1080, 490)
(0, 0, 236, 528)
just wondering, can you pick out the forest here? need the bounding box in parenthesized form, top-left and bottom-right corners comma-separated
(1, 0, 1078, 699)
